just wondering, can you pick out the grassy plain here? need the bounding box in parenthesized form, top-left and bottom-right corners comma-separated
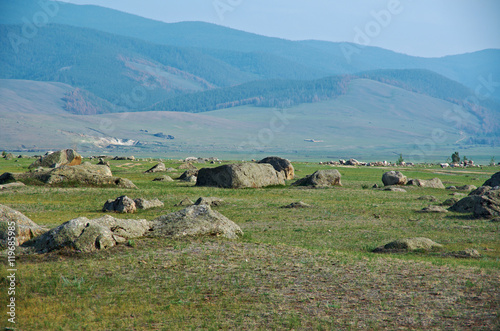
(1, 157, 499, 330)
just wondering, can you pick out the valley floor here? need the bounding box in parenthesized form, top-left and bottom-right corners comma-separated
(1, 158, 499, 329)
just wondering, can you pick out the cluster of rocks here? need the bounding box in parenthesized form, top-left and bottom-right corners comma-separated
(29, 149, 82, 169)
(448, 172, 500, 218)
(183, 157, 220, 164)
(2, 203, 242, 254)
(320, 159, 415, 167)
(440, 161, 477, 168)
(0, 149, 137, 189)
(380, 171, 445, 189)
(113, 156, 135, 161)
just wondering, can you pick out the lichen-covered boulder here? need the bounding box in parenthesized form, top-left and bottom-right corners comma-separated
(149, 205, 243, 239)
(24, 215, 149, 253)
(0, 164, 137, 189)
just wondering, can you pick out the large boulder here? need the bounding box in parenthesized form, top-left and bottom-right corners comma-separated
(29, 149, 82, 169)
(103, 196, 137, 213)
(382, 171, 407, 186)
(0, 164, 137, 189)
(149, 205, 243, 239)
(373, 237, 442, 253)
(0, 204, 48, 247)
(24, 215, 149, 253)
(483, 172, 500, 187)
(196, 163, 285, 188)
(291, 169, 342, 187)
(449, 186, 500, 218)
(258, 156, 295, 180)
(144, 162, 166, 173)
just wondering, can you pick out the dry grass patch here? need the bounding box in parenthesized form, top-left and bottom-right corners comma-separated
(7, 239, 500, 330)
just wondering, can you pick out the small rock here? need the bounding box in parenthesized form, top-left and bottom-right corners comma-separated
(456, 185, 477, 191)
(175, 197, 194, 207)
(417, 195, 438, 202)
(178, 163, 197, 170)
(384, 187, 407, 192)
(144, 162, 167, 173)
(441, 198, 459, 206)
(153, 175, 173, 182)
(0, 182, 26, 190)
(134, 198, 164, 210)
(194, 197, 225, 207)
(103, 196, 137, 213)
(446, 186, 457, 190)
(417, 206, 448, 213)
(178, 169, 199, 180)
(373, 237, 442, 253)
(281, 201, 312, 208)
(446, 248, 481, 259)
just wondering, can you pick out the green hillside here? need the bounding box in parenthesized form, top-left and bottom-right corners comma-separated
(0, 24, 256, 109)
(1, 78, 497, 161)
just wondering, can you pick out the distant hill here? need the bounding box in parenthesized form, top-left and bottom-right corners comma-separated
(0, 24, 258, 110)
(1, 78, 497, 161)
(1, 0, 498, 101)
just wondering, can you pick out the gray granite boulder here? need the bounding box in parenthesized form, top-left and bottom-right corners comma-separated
(0, 204, 48, 247)
(24, 215, 149, 253)
(196, 163, 285, 189)
(149, 205, 242, 239)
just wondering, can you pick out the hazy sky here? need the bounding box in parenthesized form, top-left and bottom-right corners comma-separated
(58, 0, 500, 57)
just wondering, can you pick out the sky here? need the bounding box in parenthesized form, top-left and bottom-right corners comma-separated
(58, 0, 500, 57)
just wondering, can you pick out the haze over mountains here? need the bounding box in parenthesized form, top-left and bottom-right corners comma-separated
(0, 0, 499, 161)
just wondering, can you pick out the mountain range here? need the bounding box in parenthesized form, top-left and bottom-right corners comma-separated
(0, 0, 499, 160)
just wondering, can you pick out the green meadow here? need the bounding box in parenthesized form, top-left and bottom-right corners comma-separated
(1, 157, 499, 330)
